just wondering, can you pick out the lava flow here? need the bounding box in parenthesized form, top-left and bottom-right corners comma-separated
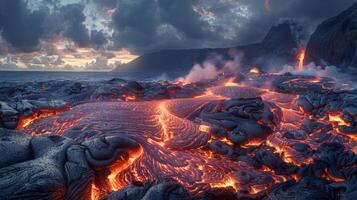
(17, 73, 357, 200)
(297, 49, 305, 71)
(16, 107, 69, 129)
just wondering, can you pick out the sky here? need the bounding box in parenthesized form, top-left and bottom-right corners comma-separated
(0, 0, 355, 71)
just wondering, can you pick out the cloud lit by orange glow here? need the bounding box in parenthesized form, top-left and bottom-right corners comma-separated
(0, 37, 138, 71)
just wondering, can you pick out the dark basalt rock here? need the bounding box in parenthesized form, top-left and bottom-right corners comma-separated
(330, 177, 357, 200)
(306, 2, 357, 69)
(301, 119, 332, 134)
(0, 128, 32, 169)
(65, 145, 94, 200)
(262, 177, 336, 200)
(207, 139, 235, 156)
(0, 129, 144, 200)
(82, 135, 141, 169)
(102, 179, 192, 200)
(0, 101, 19, 129)
(200, 98, 279, 145)
(298, 90, 357, 134)
(201, 187, 237, 200)
(70, 82, 83, 94)
(298, 142, 357, 181)
(13, 99, 67, 115)
(0, 135, 73, 200)
(253, 146, 297, 175)
(0, 99, 68, 129)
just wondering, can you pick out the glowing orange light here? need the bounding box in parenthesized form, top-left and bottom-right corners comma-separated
(297, 49, 305, 71)
(328, 114, 349, 126)
(199, 124, 210, 133)
(323, 169, 345, 182)
(242, 140, 263, 148)
(91, 184, 100, 200)
(291, 174, 301, 181)
(17, 108, 69, 129)
(224, 78, 240, 87)
(249, 67, 260, 74)
(194, 89, 214, 98)
(210, 176, 238, 190)
(108, 146, 143, 191)
(224, 82, 240, 87)
(309, 77, 321, 83)
(123, 94, 136, 101)
(221, 137, 234, 145)
(158, 102, 171, 142)
(251, 185, 268, 194)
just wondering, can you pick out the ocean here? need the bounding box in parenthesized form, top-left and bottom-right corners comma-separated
(0, 71, 156, 83)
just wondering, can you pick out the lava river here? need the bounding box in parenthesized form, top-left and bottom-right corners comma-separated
(20, 81, 357, 199)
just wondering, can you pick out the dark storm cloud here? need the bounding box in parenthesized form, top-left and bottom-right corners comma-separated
(0, 0, 109, 52)
(112, 0, 159, 48)
(233, 0, 357, 44)
(111, 0, 356, 53)
(44, 3, 108, 48)
(92, 0, 118, 8)
(0, 0, 47, 52)
(0, 0, 356, 54)
(157, 0, 215, 39)
(53, 4, 91, 47)
(111, 0, 223, 53)
(90, 30, 108, 47)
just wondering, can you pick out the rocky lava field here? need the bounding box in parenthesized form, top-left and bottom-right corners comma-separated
(0, 71, 357, 200)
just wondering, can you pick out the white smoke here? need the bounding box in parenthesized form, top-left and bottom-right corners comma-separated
(153, 73, 169, 81)
(178, 50, 243, 83)
(279, 62, 357, 89)
(178, 62, 219, 83)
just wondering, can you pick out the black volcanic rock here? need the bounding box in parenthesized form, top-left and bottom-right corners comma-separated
(113, 22, 299, 78)
(306, 3, 357, 69)
(0, 129, 32, 169)
(102, 179, 192, 200)
(262, 178, 336, 200)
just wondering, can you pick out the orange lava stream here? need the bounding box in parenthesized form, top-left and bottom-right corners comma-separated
(17, 108, 69, 129)
(90, 184, 100, 200)
(108, 146, 144, 191)
(297, 49, 305, 71)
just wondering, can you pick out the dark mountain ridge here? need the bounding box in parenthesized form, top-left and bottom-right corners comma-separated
(114, 22, 300, 78)
(306, 3, 357, 70)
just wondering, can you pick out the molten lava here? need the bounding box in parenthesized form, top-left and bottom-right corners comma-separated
(108, 145, 144, 191)
(91, 184, 100, 200)
(328, 113, 349, 126)
(249, 67, 260, 74)
(297, 49, 305, 71)
(224, 78, 240, 87)
(199, 124, 211, 133)
(20, 75, 357, 199)
(122, 94, 137, 101)
(17, 108, 69, 129)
